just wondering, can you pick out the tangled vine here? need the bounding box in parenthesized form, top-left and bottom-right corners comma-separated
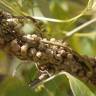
(0, 11, 96, 87)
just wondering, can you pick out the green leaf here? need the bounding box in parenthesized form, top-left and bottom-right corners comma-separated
(43, 72, 95, 96)
(0, 77, 37, 96)
(43, 75, 72, 96)
(64, 72, 95, 96)
(0, 0, 93, 22)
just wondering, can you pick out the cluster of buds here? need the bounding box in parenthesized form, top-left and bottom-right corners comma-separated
(9, 33, 96, 85)
(0, 11, 96, 85)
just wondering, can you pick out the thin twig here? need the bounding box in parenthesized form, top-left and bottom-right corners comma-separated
(64, 18, 96, 41)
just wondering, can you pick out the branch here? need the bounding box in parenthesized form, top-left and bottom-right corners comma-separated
(0, 11, 96, 86)
(64, 18, 96, 41)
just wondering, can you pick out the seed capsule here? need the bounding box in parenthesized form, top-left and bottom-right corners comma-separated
(55, 53, 62, 60)
(21, 44, 28, 57)
(58, 50, 65, 55)
(63, 42, 68, 46)
(42, 38, 47, 42)
(60, 47, 64, 50)
(10, 39, 20, 53)
(31, 34, 38, 38)
(52, 45, 58, 50)
(50, 50, 54, 55)
(29, 48, 36, 57)
(67, 53, 73, 59)
(50, 38, 56, 42)
(56, 54, 61, 58)
(36, 51, 42, 58)
(26, 34, 32, 39)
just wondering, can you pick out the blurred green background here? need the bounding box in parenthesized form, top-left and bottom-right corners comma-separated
(0, 0, 96, 96)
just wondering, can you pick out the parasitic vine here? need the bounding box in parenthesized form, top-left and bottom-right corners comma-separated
(0, 11, 96, 87)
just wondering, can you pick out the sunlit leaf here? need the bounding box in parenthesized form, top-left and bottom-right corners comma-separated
(43, 72, 95, 96)
(64, 72, 95, 96)
(0, 77, 37, 96)
(0, 0, 93, 22)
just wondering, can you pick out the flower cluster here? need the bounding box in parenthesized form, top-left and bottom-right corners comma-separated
(0, 11, 96, 85)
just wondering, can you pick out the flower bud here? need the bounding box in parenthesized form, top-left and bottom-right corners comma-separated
(58, 50, 65, 55)
(21, 44, 28, 57)
(42, 38, 47, 42)
(29, 48, 36, 57)
(31, 34, 38, 38)
(10, 39, 20, 53)
(36, 51, 42, 58)
(50, 38, 56, 42)
(67, 53, 73, 59)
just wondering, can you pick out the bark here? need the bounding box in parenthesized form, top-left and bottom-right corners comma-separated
(0, 11, 96, 86)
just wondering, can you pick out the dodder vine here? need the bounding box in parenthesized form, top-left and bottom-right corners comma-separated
(0, 11, 96, 87)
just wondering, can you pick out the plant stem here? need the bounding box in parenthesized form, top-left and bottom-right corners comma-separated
(64, 18, 96, 41)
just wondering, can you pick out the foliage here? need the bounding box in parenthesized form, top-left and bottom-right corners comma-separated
(0, 0, 96, 96)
